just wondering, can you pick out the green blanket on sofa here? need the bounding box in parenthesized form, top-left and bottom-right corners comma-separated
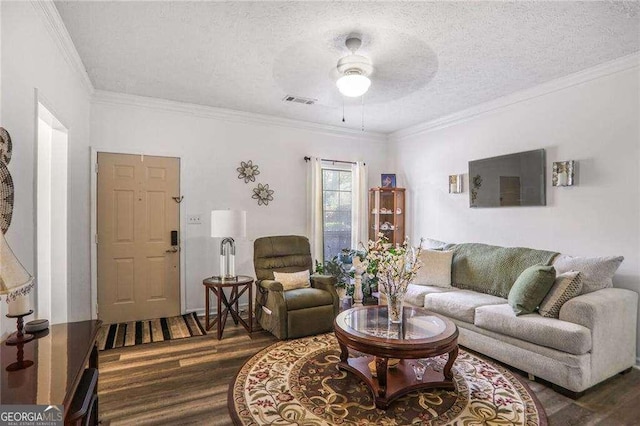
(451, 243, 559, 298)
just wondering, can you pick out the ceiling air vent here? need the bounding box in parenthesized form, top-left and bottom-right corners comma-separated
(282, 95, 317, 105)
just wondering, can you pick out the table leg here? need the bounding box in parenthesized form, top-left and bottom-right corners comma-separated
(205, 285, 210, 331)
(90, 343, 98, 369)
(248, 282, 253, 333)
(375, 357, 389, 397)
(231, 287, 239, 325)
(217, 286, 223, 340)
(337, 339, 349, 363)
(220, 289, 233, 328)
(234, 286, 239, 321)
(443, 346, 459, 380)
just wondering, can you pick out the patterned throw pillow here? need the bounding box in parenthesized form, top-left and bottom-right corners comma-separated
(538, 271, 583, 318)
(273, 270, 311, 291)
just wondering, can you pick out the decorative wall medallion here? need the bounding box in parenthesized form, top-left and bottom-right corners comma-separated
(0, 127, 13, 165)
(0, 161, 14, 234)
(252, 183, 274, 206)
(237, 160, 260, 183)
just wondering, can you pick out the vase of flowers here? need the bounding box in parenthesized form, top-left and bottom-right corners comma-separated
(365, 234, 422, 323)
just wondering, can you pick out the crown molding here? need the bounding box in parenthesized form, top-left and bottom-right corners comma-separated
(91, 90, 388, 142)
(30, 0, 94, 95)
(391, 53, 640, 141)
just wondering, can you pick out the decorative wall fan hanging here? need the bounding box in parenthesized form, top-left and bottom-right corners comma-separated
(0, 128, 14, 234)
(0, 127, 13, 164)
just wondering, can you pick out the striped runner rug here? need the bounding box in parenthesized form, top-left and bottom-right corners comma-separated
(97, 312, 206, 351)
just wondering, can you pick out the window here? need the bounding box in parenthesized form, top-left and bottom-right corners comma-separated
(322, 167, 352, 261)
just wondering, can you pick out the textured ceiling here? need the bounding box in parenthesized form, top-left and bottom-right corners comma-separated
(55, 1, 639, 134)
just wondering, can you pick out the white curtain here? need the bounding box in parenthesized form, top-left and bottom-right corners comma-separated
(307, 157, 324, 264)
(351, 161, 368, 250)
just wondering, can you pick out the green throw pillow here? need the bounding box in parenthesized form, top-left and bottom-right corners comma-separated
(508, 264, 556, 316)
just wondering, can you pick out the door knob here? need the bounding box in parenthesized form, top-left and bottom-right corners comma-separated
(165, 247, 179, 253)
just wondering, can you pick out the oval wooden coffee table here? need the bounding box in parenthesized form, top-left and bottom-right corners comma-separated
(334, 305, 459, 409)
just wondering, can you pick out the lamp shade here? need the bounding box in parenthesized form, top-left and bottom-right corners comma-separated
(211, 210, 246, 238)
(1, 231, 34, 315)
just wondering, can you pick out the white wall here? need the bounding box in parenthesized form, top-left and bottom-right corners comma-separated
(90, 97, 389, 315)
(391, 66, 640, 358)
(1, 1, 91, 336)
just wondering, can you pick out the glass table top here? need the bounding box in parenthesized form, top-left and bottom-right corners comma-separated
(336, 306, 449, 341)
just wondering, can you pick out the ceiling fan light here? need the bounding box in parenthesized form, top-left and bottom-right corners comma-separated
(336, 74, 371, 97)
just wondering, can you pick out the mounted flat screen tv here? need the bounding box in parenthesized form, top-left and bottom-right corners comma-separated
(469, 149, 546, 208)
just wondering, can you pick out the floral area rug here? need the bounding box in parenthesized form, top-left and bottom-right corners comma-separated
(228, 333, 547, 425)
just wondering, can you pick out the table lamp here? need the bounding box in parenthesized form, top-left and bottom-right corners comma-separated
(211, 210, 246, 281)
(1, 230, 35, 345)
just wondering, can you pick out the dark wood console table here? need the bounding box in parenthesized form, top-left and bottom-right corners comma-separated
(1, 320, 102, 424)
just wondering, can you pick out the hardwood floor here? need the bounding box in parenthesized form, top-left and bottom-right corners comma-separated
(99, 322, 640, 425)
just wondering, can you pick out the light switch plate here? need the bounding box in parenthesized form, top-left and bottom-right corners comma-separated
(187, 214, 202, 225)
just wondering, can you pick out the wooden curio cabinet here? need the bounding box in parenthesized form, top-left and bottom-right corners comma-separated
(368, 187, 405, 245)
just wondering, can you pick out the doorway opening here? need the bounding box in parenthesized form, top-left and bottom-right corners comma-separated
(37, 102, 68, 324)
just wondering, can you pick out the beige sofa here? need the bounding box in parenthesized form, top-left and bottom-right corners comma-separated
(385, 242, 638, 396)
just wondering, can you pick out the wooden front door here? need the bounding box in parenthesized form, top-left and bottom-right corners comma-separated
(97, 153, 181, 323)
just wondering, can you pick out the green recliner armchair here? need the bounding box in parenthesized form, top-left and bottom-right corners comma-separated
(254, 235, 339, 339)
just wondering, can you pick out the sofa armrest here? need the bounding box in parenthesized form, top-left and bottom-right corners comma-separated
(311, 274, 339, 314)
(257, 279, 284, 292)
(559, 288, 638, 384)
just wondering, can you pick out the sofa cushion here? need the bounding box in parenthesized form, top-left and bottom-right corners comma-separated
(380, 284, 458, 307)
(553, 254, 623, 294)
(539, 271, 583, 318)
(404, 284, 458, 307)
(413, 250, 453, 288)
(425, 290, 507, 323)
(284, 288, 334, 311)
(508, 264, 556, 315)
(475, 304, 592, 355)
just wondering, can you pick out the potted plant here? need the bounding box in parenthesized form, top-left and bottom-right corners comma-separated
(315, 256, 352, 298)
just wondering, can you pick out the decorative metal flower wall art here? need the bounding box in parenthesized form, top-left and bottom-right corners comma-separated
(252, 183, 274, 206)
(237, 160, 260, 183)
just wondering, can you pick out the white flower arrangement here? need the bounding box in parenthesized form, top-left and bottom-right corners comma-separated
(365, 234, 423, 319)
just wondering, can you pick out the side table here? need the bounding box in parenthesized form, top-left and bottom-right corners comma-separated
(203, 275, 254, 340)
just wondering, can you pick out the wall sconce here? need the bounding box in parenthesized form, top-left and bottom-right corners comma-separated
(552, 161, 575, 187)
(449, 174, 463, 193)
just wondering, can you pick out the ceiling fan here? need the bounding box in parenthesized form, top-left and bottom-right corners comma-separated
(335, 37, 373, 98)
